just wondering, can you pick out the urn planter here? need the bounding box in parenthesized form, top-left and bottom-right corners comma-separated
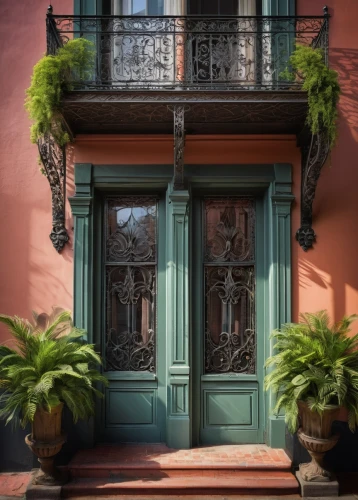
(25, 403, 67, 485)
(297, 401, 340, 482)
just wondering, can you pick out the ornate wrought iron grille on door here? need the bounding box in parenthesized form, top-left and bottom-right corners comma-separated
(204, 198, 256, 374)
(105, 196, 157, 372)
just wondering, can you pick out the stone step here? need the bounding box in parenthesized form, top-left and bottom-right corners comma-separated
(68, 444, 292, 478)
(62, 472, 299, 497)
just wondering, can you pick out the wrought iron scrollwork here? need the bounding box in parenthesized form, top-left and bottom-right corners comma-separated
(205, 198, 255, 262)
(106, 197, 157, 262)
(204, 197, 256, 374)
(105, 196, 157, 373)
(169, 104, 187, 190)
(38, 134, 69, 253)
(48, 12, 328, 90)
(205, 267, 255, 374)
(106, 266, 156, 372)
(296, 132, 330, 251)
(205, 329, 255, 374)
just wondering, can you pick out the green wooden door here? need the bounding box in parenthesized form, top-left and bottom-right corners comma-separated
(95, 193, 167, 442)
(192, 195, 265, 445)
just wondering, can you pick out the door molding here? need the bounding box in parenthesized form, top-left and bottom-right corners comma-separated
(70, 162, 293, 448)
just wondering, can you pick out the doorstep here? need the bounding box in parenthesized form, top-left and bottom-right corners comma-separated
(62, 443, 299, 497)
(0, 472, 32, 499)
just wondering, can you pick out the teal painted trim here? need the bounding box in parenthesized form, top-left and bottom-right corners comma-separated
(191, 196, 202, 447)
(75, 0, 97, 14)
(255, 197, 266, 443)
(201, 375, 257, 382)
(166, 186, 191, 449)
(262, 0, 295, 15)
(105, 372, 157, 381)
(261, 0, 296, 85)
(69, 164, 93, 340)
(268, 416, 286, 448)
(74, 0, 80, 15)
(69, 163, 95, 448)
(186, 164, 275, 187)
(93, 165, 173, 185)
(265, 163, 294, 448)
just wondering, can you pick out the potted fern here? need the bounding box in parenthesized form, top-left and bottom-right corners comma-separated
(0, 309, 107, 485)
(265, 311, 358, 482)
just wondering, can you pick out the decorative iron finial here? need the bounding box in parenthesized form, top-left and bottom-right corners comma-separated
(323, 5, 329, 16)
(47, 5, 53, 15)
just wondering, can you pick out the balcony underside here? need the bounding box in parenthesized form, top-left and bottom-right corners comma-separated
(62, 90, 308, 135)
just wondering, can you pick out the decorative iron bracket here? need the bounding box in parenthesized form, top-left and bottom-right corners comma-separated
(169, 105, 187, 190)
(296, 131, 330, 251)
(38, 134, 69, 252)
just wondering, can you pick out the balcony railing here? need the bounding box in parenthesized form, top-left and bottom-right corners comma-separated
(47, 12, 328, 91)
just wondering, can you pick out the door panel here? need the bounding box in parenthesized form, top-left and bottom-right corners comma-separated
(98, 194, 166, 443)
(192, 196, 264, 445)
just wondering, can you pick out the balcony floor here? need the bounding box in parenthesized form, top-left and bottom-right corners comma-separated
(62, 89, 308, 136)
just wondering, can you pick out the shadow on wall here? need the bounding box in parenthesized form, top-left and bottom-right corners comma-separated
(0, 176, 74, 470)
(0, 193, 34, 471)
(288, 47, 358, 470)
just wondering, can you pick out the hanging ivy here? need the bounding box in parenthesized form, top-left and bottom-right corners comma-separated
(282, 45, 341, 149)
(25, 38, 95, 146)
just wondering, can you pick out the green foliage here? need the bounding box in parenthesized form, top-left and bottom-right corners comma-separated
(0, 310, 107, 428)
(25, 38, 95, 146)
(282, 45, 341, 149)
(264, 311, 358, 433)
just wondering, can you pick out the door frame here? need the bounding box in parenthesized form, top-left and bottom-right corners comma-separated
(69, 162, 294, 449)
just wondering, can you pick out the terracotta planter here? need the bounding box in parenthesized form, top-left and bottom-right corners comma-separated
(297, 400, 340, 482)
(25, 403, 67, 485)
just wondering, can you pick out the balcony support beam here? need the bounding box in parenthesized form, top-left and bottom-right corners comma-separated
(38, 134, 69, 252)
(296, 132, 330, 251)
(171, 105, 186, 191)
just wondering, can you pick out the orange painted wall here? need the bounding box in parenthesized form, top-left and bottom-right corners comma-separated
(0, 1, 73, 340)
(294, 0, 358, 327)
(1, 0, 358, 344)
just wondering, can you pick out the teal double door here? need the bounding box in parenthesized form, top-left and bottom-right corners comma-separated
(96, 190, 264, 446)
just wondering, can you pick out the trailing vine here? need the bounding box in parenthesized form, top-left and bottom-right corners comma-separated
(282, 45, 341, 149)
(25, 38, 95, 146)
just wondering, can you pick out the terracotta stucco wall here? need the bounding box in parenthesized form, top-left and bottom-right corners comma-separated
(1, 0, 358, 344)
(294, 0, 358, 326)
(0, 1, 73, 341)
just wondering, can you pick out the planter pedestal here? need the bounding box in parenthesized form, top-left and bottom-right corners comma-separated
(295, 469, 339, 497)
(25, 403, 67, 486)
(297, 429, 339, 481)
(297, 401, 340, 483)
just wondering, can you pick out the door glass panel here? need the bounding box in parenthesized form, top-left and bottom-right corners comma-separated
(106, 197, 156, 262)
(148, 0, 164, 15)
(110, 0, 164, 15)
(205, 198, 255, 262)
(105, 197, 157, 373)
(132, 0, 146, 15)
(204, 198, 256, 374)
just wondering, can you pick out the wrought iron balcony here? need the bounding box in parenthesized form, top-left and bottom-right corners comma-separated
(47, 9, 329, 134)
(41, 8, 331, 254)
(48, 12, 328, 90)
